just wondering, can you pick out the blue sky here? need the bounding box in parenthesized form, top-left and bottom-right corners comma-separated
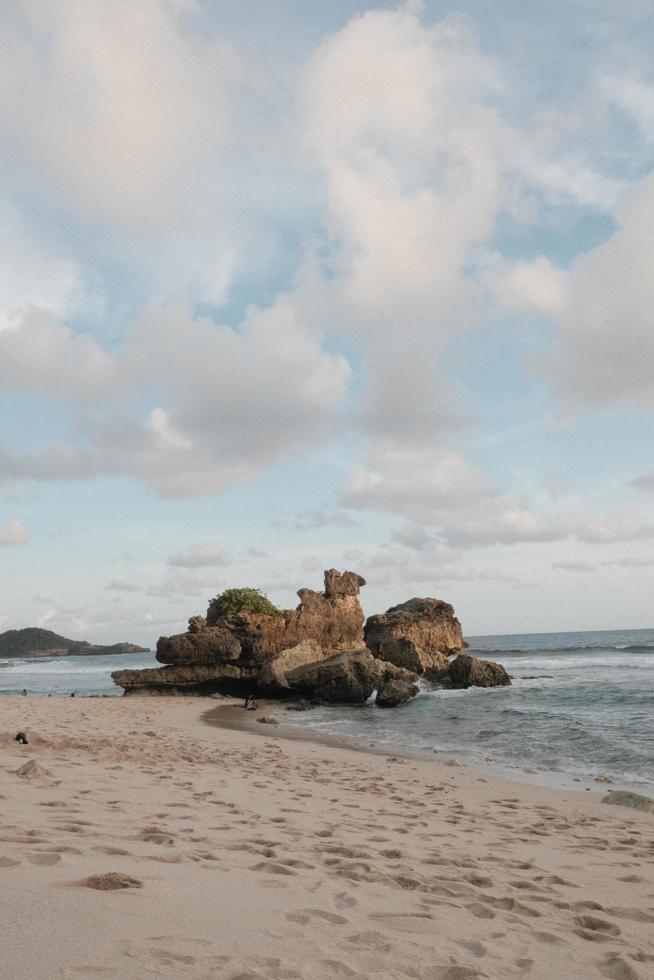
(1, 0, 654, 644)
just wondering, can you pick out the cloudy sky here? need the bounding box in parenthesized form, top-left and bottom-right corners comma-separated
(2, 0, 654, 644)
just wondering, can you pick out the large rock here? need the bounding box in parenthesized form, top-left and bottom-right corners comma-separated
(447, 654, 511, 689)
(376, 677, 419, 708)
(113, 569, 367, 696)
(256, 639, 323, 694)
(284, 650, 419, 705)
(364, 597, 463, 674)
(284, 650, 383, 703)
(156, 626, 242, 666)
(111, 663, 255, 696)
(285, 569, 366, 651)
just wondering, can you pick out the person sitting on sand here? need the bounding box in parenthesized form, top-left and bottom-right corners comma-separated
(244, 694, 258, 710)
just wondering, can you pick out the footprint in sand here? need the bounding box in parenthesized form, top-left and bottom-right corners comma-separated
(249, 861, 297, 876)
(138, 827, 175, 845)
(28, 852, 61, 865)
(465, 902, 495, 920)
(334, 891, 357, 910)
(575, 915, 621, 942)
(0, 856, 21, 868)
(598, 953, 640, 980)
(285, 909, 347, 926)
(458, 940, 488, 958)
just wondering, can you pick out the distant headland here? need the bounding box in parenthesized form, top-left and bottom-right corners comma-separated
(0, 627, 149, 658)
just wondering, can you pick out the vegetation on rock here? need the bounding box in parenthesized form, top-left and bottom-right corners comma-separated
(207, 587, 284, 621)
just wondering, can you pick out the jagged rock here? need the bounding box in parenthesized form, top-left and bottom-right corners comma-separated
(376, 677, 419, 708)
(364, 597, 463, 674)
(284, 650, 384, 703)
(113, 569, 367, 696)
(447, 654, 511, 689)
(287, 569, 366, 651)
(324, 569, 366, 596)
(156, 626, 242, 666)
(257, 639, 323, 693)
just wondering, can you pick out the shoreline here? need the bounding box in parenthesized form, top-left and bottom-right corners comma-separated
(203, 697, 654, 800)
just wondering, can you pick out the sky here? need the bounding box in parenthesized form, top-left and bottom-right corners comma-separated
(1, 0, 654, 645)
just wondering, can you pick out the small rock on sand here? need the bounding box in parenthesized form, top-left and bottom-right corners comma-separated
(602, 791, 654, 813)
(15, 760, 52, 779)
(257, 716, 279, 725)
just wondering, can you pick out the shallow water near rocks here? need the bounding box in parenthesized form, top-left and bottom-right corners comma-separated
(290, 628, 654, 794)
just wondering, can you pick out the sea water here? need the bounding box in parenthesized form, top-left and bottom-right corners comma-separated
(0, 651, 157, 697)
(291, 628, 654, 793)
(2, 630, 653, 792)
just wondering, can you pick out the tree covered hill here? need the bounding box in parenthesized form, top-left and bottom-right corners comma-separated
(0, 627, 149, 658)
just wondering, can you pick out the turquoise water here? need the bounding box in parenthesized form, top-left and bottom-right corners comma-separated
(2, 629, 653, 791)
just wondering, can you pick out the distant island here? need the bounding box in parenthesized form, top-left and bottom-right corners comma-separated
(0, 627, 149, 658)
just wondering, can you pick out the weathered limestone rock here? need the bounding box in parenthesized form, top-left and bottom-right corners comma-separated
(364, 597, 463, 674)
(285, 569, 366, 651)
(156, 626, 242, 666)
(376, 677, 419, 708)
(113, 569, 367, 696)
(256, 639, 323, 693)
(284, 650, 384, 703)
(187, 615, 206, 634)
(283, 650, 419, 705)
(447, 654, 511, 689)
(111, 663, 255, 696)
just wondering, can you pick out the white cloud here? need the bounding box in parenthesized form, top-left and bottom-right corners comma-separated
(341, 446, 495, 522)
(0, 297, 351, 496)
(537, 172, 654, 409)
(105, 579, 140, 592)
(0, 518, 29, 546)
(632, 471, 654, 492)
(168, 543, 233, 568)
(0, 203, 84, 330)
(551, 560, 595, 573)
(0, 309, 115, 400)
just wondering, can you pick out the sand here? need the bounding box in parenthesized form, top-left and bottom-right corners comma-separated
(1, 695, 653, 980)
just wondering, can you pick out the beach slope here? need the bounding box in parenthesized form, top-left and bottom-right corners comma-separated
(1, 696, 652, 979)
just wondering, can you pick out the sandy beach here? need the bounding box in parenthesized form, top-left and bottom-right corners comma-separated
(1, 695, 653, 980)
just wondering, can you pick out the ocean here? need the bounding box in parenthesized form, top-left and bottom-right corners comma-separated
(2, 628, 653, 792)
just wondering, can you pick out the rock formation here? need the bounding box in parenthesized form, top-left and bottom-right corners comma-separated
(112, 569, 510, 704)
(257, 639, 323, 694)
(446, 654, 511, 689)
(113, 569, 366, 697)
(282, 650, 416, 704)
(364, 598, 463, 674)
(376, 676, 420, 708)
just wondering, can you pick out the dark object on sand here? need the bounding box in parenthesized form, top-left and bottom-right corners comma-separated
(15, 731, 28, 744)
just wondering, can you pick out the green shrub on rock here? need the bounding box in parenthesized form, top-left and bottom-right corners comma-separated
(207, 587, 284, 622)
